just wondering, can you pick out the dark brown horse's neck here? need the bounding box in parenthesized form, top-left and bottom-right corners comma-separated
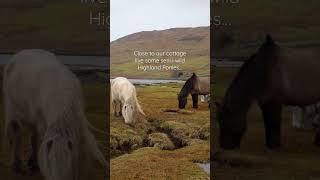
(180, 77, 194, 98)
(225, 81, 255, 116)
(225, 44, 274, 115)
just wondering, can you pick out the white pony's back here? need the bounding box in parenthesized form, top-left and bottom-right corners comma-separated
(4, 50, 82, 129)
(3, 49, 107, 180)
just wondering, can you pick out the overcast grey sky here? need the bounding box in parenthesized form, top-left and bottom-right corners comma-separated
(111, 0, 210, 42)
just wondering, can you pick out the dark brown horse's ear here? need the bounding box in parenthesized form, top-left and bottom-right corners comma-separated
(265, 34, 274, 45)
(214, 102, 221, 108)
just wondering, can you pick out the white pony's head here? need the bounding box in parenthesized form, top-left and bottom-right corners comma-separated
(122, 101, 136, 124)
(38, 135, 80, 180)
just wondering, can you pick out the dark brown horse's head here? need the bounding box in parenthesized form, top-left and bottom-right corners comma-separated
(178, 92, 188, 109)
(215, 101, 247, 149)
(178, 73, 197, 109)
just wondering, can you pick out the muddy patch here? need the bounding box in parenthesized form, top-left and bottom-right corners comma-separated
(110, 116, 210, 157)
(213, 151, 271, 168)
(145, 133, 175, 150)
(162, 108, 194, 115)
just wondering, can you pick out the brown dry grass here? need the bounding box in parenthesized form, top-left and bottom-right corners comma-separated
(110, 83, 210, 179)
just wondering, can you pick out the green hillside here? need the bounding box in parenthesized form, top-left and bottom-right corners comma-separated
(111, 27, 210, 79)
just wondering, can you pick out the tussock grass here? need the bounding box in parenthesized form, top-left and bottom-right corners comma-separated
(110, 84, 210, 179)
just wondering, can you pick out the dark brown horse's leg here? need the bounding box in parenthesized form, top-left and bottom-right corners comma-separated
(192, 94, 199, 109)
(260, 103, 282, 149)
(314, 130, 320, 146)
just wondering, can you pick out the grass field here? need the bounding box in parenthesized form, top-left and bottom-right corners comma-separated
(110, 83, 210, 179)
(0, 80, 107, 180)
(213, 67, 320, 180)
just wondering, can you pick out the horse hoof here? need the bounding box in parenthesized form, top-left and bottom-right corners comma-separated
(266, 144, 281, 150)
(27, 160, 39, 173)
(12, 162, 25, 175)
(314, 134, 320, 147)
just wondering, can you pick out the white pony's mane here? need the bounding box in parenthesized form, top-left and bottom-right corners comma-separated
(39, 122, 82, 180)
(126, 91, 145, 116)
(38, 78, 107, 180)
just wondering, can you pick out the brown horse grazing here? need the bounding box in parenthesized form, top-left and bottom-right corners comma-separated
(215, 35, 320, 150)
(178, 73, 210, 109)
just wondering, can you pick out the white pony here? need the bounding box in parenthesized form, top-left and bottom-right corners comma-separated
(3, 49, 107, 180)
(111, 77, 145, 124)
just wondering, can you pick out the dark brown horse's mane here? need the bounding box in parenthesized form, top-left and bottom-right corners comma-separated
(223, 35, 278, 113)
(179, 73, 197, 98)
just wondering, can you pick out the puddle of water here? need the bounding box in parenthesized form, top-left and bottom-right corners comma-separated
(197, 163, 210, 174)
(165, 112, 179, 115)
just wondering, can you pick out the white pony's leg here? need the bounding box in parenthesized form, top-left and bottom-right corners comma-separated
(292, 106, 303, 128)
(7, 121, 23, 173)
(112, 100, 117, 116)
(4, 96, 24, 173)
(201, 95, 205, 102)
(119, 101, 123, 116)
(27, 127, 40, 172)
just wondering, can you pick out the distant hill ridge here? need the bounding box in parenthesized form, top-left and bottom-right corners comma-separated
(111, 26, 210, 64)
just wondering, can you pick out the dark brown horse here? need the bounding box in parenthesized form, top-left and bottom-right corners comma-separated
(215, 35, 320, 150)
(178, 73, 210, 109)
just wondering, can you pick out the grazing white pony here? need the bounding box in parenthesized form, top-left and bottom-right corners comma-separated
(3, 49, 107, 180)
(111, 77, 145, 124)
